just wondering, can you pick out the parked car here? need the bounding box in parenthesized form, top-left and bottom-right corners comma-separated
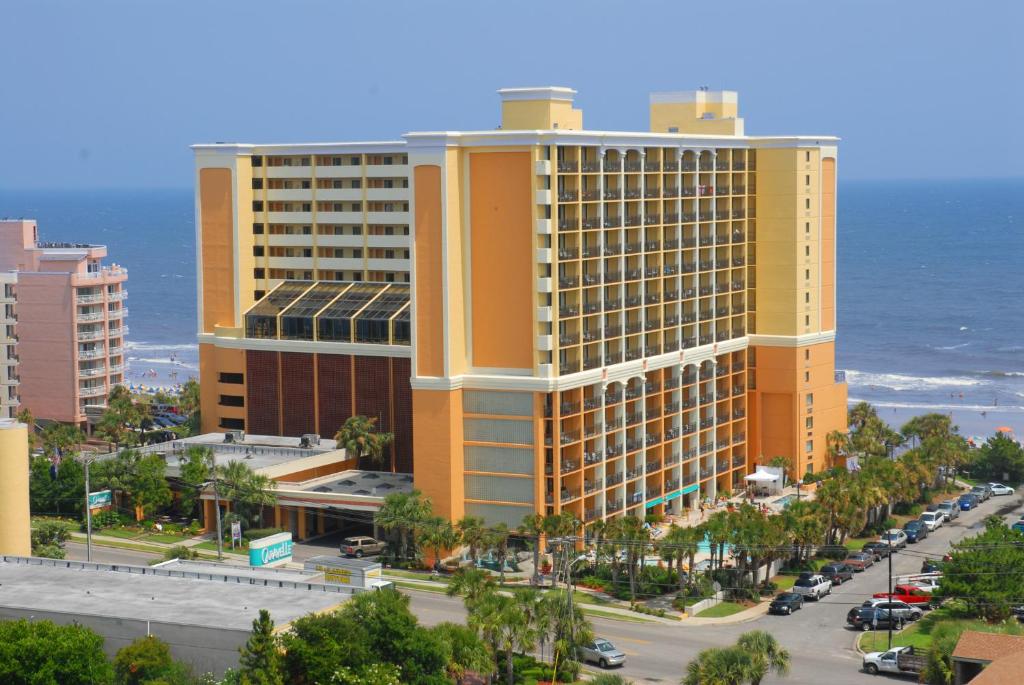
(989, 483, 1015, 496)
(881, 529, 909, 550)
(847, 606, 905, 631)
(862, 646, 927, 676)
(579, 639, 626, 668)
(844, 552, 875, 571)
(904, 520, 929, 543)
(819, 563, 856, 586)
(1012, 519, 1024, 534)
(937, 499, 960, 521)
(921, 560, 942, 574)
(862, 598, 924, 622)
(792, 574, 832, 600)
(769, 592, 805, 615)
(340, 536, 386, 558)
(872, 585, 935, 609)
(862, 542, 892, 562)
(959, 493, 979, 511)
(919, 511, 944, 531)
(970, 484, 992, 502)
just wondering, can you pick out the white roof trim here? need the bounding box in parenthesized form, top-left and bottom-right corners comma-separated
(497, 86, 577, 102)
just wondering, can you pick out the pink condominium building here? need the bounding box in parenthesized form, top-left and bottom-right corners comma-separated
(0, 220, 128, 427)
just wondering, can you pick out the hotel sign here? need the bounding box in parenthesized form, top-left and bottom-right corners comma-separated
(88, 489, 112, 512)
(248, 532, 293, 567)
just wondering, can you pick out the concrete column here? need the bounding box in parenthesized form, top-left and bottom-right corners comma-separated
(296, 506, 307, 540)
(0, 420, 30, 556)
(202, 499, 216, 533)
(273, 505, 282, 529)
(316, 509, 325, 535)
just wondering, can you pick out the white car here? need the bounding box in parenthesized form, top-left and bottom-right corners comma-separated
(881, 529, 908, 550)
(919, 512, 944, 531)
(791, 573, 832, 600)
(988, 483, 1015, 496)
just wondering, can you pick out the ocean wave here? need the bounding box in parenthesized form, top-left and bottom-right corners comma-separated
(997, 346, 1024, 353)
(932, 342, 970, 351)
(844, 370, 984, 391)
(847, 397, 1024, 413)
(125, 341, 197, 353)
(972, 370, 1024, 379)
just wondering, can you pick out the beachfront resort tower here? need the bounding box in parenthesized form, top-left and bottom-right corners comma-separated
(193, 86, 847, 523)
(0, 272, 17, 419)
(0, 220, 128, 428)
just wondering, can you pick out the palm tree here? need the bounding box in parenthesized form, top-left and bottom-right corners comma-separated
(334, 415, 395, 470)
(418, 516, 460, 570)
(374, 489, 432, 562)
(488, 522, 512, 584)
(767, 456, 792, 486)
(615, 516, 650, 600)
(683, 646, 756, 685)
(217, 459, 277, 528)
(825, 429, 849, 467)
(736, 630, 791, 685)
(518, 513, 546, 585)
(446, 567, 497, 610)
(516, 588, 555, 664)
(457, 515, 487, 565)
(661, 524, 699, 592)
(475, 591, 535, 685)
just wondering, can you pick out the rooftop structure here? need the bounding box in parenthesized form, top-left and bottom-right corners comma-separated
(951, 631, 1024, 685)
(0, 556, 345, 676)
(194, 85, 847, 525)
(0, 219, 127, 426)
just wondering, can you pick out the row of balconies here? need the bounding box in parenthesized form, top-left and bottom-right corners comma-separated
(561, 159, 750, 174)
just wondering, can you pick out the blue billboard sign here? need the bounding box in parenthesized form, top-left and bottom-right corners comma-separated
(248, 532, 293, 567)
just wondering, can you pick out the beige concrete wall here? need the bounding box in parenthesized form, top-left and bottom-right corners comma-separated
(0, 420, 31, 555)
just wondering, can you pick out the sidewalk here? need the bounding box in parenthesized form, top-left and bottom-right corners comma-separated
(69, 530, 250, 562)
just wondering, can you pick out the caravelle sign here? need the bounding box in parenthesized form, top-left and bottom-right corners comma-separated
(248, 532, 293, 567)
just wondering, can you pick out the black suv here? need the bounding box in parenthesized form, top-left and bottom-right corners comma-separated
(820, 563, 856, 586)
(847, 607, 905, 631)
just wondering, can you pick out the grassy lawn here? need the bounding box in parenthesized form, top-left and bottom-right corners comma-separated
(845, 536, 876, 551)
(858, 608, 1024, 654)
(98, 528, 143, 540)
(696, 601, 746, 618)
(141, 533, 189, 545)
(579, 607, 654, 623)
(393, 581, 450, 595)
(773, 575, 797, 590)
(193, 540, 248, 554)
(31, 517, 79, 533)
(385, 569, 448, 582)
(572, 590, 613, 606)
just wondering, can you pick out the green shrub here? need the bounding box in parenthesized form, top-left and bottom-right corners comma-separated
(242, 527, 284, 541)
(113, 635, 188, 685)
(163, 545, 199, 561)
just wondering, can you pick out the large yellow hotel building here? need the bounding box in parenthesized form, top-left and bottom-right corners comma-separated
(194, 86, 846, 524)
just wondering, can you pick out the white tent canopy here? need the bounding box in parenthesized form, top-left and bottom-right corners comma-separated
(744, 469, 779, 482)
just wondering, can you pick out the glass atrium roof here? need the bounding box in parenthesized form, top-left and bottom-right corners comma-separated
(244, 281, 410, 346)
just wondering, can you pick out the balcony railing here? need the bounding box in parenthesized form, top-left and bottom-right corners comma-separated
(78, 348, 105, 360)
(558, 191, 579, 202)
(76, 294, 104, 305)
(78, 385, 107, 397)
(77, 311, 104, 322)
(558, 161, 578, 172)
(78, 367, 105, 378)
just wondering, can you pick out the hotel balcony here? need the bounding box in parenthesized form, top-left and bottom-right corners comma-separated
(78, 385, 107, 398)
(78, 366, 106, 378)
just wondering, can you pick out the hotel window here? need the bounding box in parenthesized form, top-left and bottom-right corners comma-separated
(805, 175, 810, 186)
(253, 223, 264, 234)
(806, 416, 813, 429)
(253, 290, 265, 300)
(252, 201, 263, 211)
(350, 156, 360, 165)
(219, 395, 244, 407)
(805, 349, 810, 360)
(805, 245, 810, 256)
(805, 315, 810, 326)
(252, 178, 263, 190)
(219, 417, 245, 430)
(353, 249, 362, 258)
(805, 198, 811, 209)
(252, 156, 263, 167)
(805, 371, 810, 382)
(253, 246, 264, 257)
(805, 292, 810, 303)
(805, 269, 810, 280)
(805, 440, 813, 453)
(805, 151, 811, 162)
(806, 393, 814, 406)
(805, 222, 810, 234)
(253, 268, 265, 279)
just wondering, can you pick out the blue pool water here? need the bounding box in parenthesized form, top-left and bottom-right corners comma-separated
(774, 494, 798, 509)
(697, 534, 734, 555)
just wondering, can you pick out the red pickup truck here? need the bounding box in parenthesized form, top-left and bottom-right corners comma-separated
(872, 584, 934, 608)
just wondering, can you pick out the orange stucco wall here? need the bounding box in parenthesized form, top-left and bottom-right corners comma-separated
(751, 341, 847, 474)
(414, 165, 444, 377)
(198, 343, 246, 434)
(199, 168, 235, 334)
(820, 158, 836, 331)
(468, 151, 534, 370)
(412, 388, 464, 520)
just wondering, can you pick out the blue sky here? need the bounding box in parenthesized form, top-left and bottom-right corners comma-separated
(2, 0, 1021, 188)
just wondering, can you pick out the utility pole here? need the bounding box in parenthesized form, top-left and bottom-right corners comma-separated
(887, 539, 894, 649)
(83, 456, 93, 562)
(211, 449, 223, 560)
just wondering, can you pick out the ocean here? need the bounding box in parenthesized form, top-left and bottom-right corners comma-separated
(1, 179, 1022, 439)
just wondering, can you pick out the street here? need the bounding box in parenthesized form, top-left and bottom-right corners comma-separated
(406, 491, 1023, 684)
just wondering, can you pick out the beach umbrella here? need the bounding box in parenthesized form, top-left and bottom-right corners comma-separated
(995, 426, 1014, 434)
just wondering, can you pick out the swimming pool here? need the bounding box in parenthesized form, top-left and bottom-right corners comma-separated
(774, 494, 798, 509)
(697, 534, 734, 555)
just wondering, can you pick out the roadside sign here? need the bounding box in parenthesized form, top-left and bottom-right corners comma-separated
(248, 532, 293, 567)
(88, 489, 112, 512)
(230, 521, 242, 549)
